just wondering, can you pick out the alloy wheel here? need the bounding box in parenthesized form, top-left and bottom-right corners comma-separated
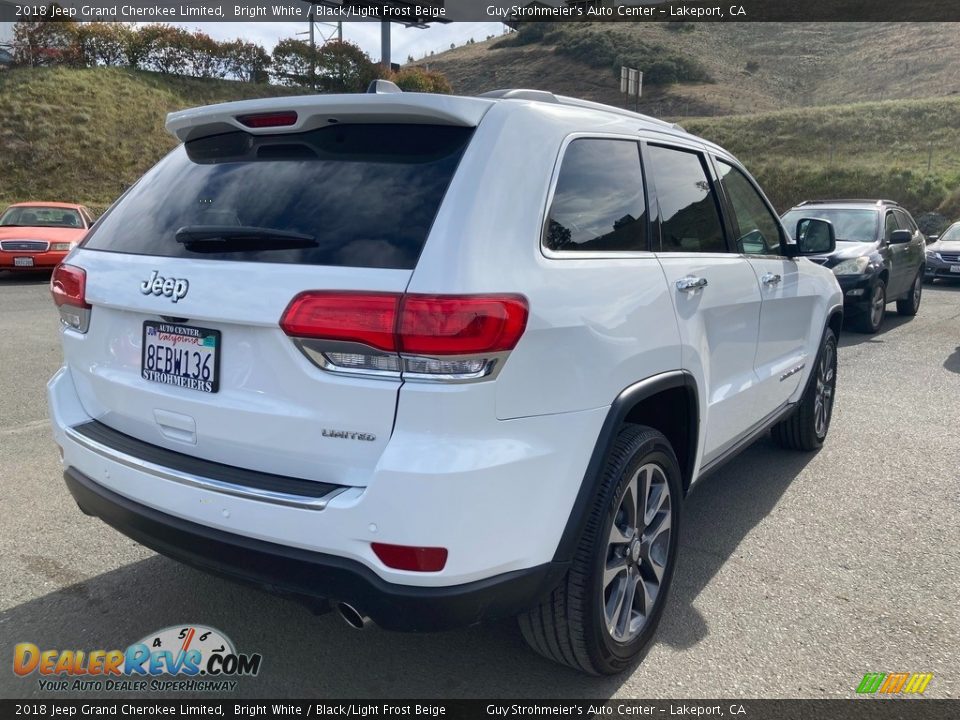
(602, 463, 672, 644)
(814, 339, 836, 437)
(870, 284, 885, 328)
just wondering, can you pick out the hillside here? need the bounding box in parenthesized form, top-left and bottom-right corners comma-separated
(687, 97, 960, 219)
(0, 67, 310, 213)
(2, 65, 959, 225)
(419, 23, 960, 117)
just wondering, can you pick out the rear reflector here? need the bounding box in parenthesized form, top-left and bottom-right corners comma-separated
(50, 264, 90, 309)
(280, 292, 528, 356)
(236, 111, 298, 128)
(371, 543, 448, 572)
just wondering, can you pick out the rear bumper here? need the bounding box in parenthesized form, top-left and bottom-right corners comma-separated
(65, 466, 566, 631)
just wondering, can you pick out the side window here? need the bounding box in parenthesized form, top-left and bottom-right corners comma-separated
(715, 159, 784, 255)
(883, 212, 898, 241)
(646, 145, 726, 253)
(893, 208, 917, 233)
(544, 138, 647, 253)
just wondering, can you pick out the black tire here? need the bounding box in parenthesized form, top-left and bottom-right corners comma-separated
(896, 270, 923, 316)
(771, 328, 838, 451)
(854, 279, 886, 334)
(518, 425, 682, 675)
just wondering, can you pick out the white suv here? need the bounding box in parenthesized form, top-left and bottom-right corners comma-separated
(48, 85, 843, 675)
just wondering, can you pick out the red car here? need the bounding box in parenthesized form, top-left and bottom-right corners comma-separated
(0, 202, 95, 271)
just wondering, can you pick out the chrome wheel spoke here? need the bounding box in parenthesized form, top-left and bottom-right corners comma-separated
(616, 569, 639, 638)
(603, 555, 628, 589)
(603, 462, 673, 644)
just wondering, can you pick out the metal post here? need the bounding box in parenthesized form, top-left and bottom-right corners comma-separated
(308, 9, 316, 90)
(380, 21, 391, 68)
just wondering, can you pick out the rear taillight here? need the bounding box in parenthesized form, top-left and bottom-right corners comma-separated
(280, 292, 529, 381)
(50, 263, 91, 333)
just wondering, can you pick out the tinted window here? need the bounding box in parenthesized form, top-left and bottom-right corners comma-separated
(82, 124, 473, 269)
(545, 138, 647, 252)
(893, 208, 917, 233)
(780, 208, 878, 243)
(716, 160, 783, 255)
(647, 145, 725, 253)
(883, 212, 898, 242)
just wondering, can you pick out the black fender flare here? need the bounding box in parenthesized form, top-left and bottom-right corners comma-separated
(551, 370, 699, 564)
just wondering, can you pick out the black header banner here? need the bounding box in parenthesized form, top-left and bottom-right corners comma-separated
(4, 0, 960, 23)
(2, 700, 959, 720)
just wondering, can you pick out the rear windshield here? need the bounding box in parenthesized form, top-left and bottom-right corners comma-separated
(82, 124, 474, 269)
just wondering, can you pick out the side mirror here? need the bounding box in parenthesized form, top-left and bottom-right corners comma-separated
(789, 217, 836, 256)
(926, 234, 939, 244)
(889, 229, 912, 244)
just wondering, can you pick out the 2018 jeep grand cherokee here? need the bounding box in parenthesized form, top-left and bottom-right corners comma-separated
(48, 85, 843, 675)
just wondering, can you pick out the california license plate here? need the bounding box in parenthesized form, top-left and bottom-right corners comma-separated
(14, 257, 34, 267)
(141, 322, 220, 393)
(950, 265, 960, 274)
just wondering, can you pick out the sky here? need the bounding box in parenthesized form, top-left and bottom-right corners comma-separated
(174, 21, 506, 63)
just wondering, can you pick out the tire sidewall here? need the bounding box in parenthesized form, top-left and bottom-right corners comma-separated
(585, 434, 683, 671)
(870, 280, 886, 331)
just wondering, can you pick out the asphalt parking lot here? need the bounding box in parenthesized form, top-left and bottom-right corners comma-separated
(1, 271, 957, 699)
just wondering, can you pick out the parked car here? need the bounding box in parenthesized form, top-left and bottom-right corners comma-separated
(0, 202, 95, 272)
(781, 199, 925, 334)
(47, 84, 842, 675)
(924, 221, 960, 282)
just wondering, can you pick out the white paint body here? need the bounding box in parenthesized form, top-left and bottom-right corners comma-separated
(48, 90, 841, 588)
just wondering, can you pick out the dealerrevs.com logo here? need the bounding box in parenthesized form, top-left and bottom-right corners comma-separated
(13, 625, 262, 693)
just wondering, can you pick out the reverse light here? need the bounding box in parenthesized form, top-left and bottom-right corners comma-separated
(371, 543, 448, 572)
(280, 291, 529, 381)
(236, 111, 298, 128)
(50, 263, 91, 333)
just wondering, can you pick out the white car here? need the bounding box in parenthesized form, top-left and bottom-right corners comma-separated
(48, 84, 842, 675)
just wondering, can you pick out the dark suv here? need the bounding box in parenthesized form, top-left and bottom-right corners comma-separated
(781, 200, 925, 333)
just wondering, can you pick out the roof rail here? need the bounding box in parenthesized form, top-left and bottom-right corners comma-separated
(799, 198, 902, 206)
(477, 88, 685, 132)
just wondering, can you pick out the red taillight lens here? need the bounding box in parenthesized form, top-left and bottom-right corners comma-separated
(371, 543, 448, 572)
(236, 111, 298, 128)
(398, 294, 528, 355)
(50, 264, 90, 308)
(280, 292, 399, 352)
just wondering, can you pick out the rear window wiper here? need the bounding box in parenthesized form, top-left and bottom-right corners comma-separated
(175, 225, 318, 252)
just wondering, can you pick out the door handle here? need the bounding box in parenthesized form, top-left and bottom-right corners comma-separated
(676, 276, 708, 292)
(761, 272, 782, 285)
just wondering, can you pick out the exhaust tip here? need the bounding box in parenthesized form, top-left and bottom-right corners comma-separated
(336, 602, 372, 630)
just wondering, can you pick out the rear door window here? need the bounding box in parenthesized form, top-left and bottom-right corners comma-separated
(646, 145, 726, 253)
(82, 124, 474, 270)
(544, 138, 648, 253)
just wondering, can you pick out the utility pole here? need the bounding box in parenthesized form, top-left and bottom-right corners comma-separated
(381, 21, 391, 69)
(309, 8, 316, 90)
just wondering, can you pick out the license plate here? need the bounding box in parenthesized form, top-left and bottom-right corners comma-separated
(951, 265, 960, 274)
(14, 257, 34, 267)
(141, 322, 220, 393)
